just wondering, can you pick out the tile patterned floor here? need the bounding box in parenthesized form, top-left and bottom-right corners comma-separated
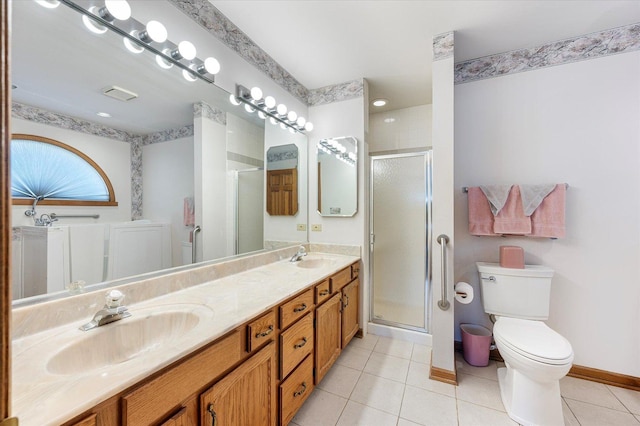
(290, 334, 640, 426)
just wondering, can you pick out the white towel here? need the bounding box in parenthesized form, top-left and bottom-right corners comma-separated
(479, 185, 512, 216)
(520, 184, 556, 216)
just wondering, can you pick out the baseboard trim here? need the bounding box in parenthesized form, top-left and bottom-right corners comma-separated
(568, 365, 640, 392)
(429, 360, 458, 386)
(454, 340, 639, 391)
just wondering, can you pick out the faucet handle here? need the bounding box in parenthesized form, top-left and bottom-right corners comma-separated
(105, 289, 125, 309)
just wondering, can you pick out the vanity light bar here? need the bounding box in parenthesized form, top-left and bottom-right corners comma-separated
(56, 0, 219, 84)
(231, 84, 312, 134)
(318, 139, 355, 166)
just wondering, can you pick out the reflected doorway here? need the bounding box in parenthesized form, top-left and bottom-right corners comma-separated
(370, 151, 432, 332)
(235, 168, 264, 254)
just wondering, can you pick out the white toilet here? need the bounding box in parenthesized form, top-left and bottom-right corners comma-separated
(477, 262, 574, 426)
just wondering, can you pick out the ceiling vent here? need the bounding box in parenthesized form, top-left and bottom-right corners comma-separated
(102, 86, 138, 102)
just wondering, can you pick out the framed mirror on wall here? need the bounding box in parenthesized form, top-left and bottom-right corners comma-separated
(317, 136, 358, 217)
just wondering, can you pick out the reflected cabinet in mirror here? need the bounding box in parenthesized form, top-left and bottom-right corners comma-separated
(266, 144, 298, 216)
(317, 136, 358, 217)
(9, 0, 308, 305)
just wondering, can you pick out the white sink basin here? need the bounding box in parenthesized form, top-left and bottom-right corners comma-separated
(47, 310, 201, 375)
(295, 258, 333, 269)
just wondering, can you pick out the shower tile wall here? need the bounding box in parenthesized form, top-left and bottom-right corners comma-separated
(369, 105, 432, 152)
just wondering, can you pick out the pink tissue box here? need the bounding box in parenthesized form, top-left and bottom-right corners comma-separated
(500, 246, 524, 269)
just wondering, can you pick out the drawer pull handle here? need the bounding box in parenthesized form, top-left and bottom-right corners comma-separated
(293, 303, 307, 313)
(255, 325, 274, 338)
(207, 404, 217, 426)
(293, 382, 307, 397)
(319, 289, 330, 296)
(293, 337, 308, 349)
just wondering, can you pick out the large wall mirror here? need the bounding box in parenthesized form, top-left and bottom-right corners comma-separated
(317, 136, 358, 217)
(9, 0, 308, 305)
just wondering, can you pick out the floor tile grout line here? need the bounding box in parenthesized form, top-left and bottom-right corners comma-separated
(561, 396, 583, 426)
(563, 395, 634, 414)
(605, 384, 637, 415)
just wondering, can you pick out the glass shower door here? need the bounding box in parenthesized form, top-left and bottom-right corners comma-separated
(370, 152, 431, 332)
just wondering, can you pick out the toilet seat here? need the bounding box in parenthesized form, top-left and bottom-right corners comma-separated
(494, 317, 573, 365)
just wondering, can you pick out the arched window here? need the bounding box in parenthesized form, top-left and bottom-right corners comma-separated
(11, 134, 117, 206)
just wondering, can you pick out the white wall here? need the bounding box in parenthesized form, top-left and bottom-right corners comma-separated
(369, 104, 433, 152)
(454, 51, 640, 377)
(142, 136, 193, 267)
(10, 118, 132, 225)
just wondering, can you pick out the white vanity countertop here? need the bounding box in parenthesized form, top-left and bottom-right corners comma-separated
(12, 252, 359, 426)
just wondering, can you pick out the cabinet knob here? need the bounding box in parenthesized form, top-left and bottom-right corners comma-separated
(293, 382, 307, 397)
(293, 303, 307, 313)
(293, 337, 308, 349)
(207, 404, 217, 426)
(255, 325, 274, 338)
(319, 289, 330, 296)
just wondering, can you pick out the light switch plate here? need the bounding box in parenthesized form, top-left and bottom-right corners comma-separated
(297, 224, 307, 231)
(311, 224, 322, 231)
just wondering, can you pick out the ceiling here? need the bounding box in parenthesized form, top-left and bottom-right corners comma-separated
(212, 0, 640, 112)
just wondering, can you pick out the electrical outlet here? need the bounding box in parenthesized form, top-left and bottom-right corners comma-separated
(311, 224, 322, 232)
(296, 223, 307, 231)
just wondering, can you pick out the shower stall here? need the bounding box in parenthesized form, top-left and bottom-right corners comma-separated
(369, 151, 432, 335)
(234, 168, 264, 255)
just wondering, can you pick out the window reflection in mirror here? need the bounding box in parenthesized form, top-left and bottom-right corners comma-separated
(266, 144, 298, 216)
(317, 136, 358, 217)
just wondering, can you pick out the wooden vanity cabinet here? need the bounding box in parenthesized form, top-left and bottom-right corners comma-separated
(314, 262, 360, 385)
(61, 260, 360, 426)
(201, 342, 277, 426)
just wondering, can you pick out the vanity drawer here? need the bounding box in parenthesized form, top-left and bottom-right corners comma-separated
(122, 330, 243, 426)
(280, 289, 313, 330)
(280, 313, 314, 378)
(280, 355, 314, 426)
(351, 262, 360, 278)
(315, 279, 331, 305)
(330, 266, 352, 293)
(69, 413, 97, 426)
(247, 309, 276, 352)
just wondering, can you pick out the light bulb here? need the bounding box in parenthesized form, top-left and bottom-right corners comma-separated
(287, 111, 297, 122)
(257, 111, 267, 120)
(304, 122, 314, 132)
(176, 41, 196, 60)
(264, 96, 276, 109)
(155, 52, 173, 69)
(229, 94, 241, 106)
(276, 104, 287, 116)
(280, 123, 287, 130)
(250, 87, 263, 101)
(269, 117, 278, 125)
(140, 20, 167, 43)
(182, 68, 197, 82)
(35, 0, 60, 8)
(202, 57, 220, 75)
(289, 127, 296, 134)
(123, 32, 144, 53)
(296, 116, 306, 127)
(103, 0, 131, 21)
(244, 104, 255, 113)
(82, 8, 107, 34)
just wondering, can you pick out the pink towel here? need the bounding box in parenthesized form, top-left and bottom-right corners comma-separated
(530, 184, 566, 238)
(468, 187, 498, 236)
(493, 185, 531, 235)
(183, 196, 195, 227)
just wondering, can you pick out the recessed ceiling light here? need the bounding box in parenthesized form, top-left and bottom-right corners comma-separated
(384, 118, 396, 123)
(97, 112, 112, 118)
(372, 98, 388, 107)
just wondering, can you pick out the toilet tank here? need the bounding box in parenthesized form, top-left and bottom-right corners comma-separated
(476, 262, 554, 320)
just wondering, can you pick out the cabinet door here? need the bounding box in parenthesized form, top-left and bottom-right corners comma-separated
(201, 342, 276, 426)
(341, 278, 359, 348)
(315, 293, 342, 384)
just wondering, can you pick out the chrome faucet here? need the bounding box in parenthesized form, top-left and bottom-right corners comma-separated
(34, 213, 58, 227)
(80, 289, 131, 331)
(290, 245, 308, 262)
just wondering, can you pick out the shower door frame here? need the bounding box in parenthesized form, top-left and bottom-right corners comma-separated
(234, 167, 264, 255)
(369, 150, 433, 334)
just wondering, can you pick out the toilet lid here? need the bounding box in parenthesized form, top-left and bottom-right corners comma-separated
(494, 318, 573, 365)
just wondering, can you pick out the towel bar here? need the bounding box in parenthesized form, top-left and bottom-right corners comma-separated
(50, 213, 100, 219)
(462, 183, 569, 193)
